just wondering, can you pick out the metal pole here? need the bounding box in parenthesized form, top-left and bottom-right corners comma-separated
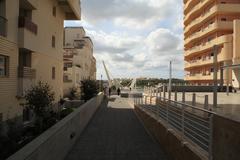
(168, 61, 172, 100)
(226, 66, 230, 96)
(213, 45, 218, 108)
(182, 91, 185, 103)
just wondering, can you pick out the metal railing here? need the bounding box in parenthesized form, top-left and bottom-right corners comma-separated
(18, 66, 36, 79)
(133, 93, 214, 159)
(18, 16, 38, 34)
(0, 16, 7, 37)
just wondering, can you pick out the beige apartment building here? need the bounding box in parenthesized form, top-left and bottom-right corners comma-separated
(0, 0, 81, 121)
(63, 27, 96, 96)
(184, 0, 240, 89)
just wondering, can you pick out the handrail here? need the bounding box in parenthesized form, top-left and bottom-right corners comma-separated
(133, 90, 214, 159)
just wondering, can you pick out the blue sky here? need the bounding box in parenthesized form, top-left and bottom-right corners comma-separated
(65, 0, 184, 80)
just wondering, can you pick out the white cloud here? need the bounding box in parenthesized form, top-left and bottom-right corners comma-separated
(82, 0, 182, 29)
(65, 0, 184, 79)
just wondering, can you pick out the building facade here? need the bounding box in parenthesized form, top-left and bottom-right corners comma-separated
(63, 27, 96, 96)
(0, 0, 81, 121)
(184, 0, 240, 88)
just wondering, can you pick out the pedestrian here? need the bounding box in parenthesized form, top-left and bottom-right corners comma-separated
(130, 87, 132, 91)
(108, 87, 111, 97)
(117, 88, 121, 96)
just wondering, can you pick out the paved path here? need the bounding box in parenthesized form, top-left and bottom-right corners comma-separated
(65, 96, 168, 160)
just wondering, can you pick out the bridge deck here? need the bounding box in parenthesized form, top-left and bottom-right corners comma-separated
(65, 96, 168, 160)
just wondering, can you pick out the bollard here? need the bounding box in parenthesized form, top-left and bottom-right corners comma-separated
(182, 91, 185, 103)
(192, 93, 196, 112)
(204, 95, 209, 117)
(204, 95, 209, 110)
(163, 86, 166, 101)
(175, 91, 177, 102)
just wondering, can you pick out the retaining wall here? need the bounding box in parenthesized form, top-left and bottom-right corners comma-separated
(212, 115, 240, 160)
(134, 105, 207, 160)
(7, 93, 104, 160)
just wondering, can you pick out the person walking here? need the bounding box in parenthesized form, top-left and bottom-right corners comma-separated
(108, 87, 112, 97)
(117, 88, 121, 96)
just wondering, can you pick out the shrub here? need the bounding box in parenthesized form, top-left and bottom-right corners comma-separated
(81, 79, 98, 101)
(25, 81, 55, 132)
(60, 108, 74, 119)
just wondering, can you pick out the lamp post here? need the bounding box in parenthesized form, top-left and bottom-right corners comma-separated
(213, 45, 218, 108)
(101, 74, 103, 92)
(168, 61, 172, 100)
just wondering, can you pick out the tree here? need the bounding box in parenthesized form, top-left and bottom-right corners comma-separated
(81, 79, 98, 101)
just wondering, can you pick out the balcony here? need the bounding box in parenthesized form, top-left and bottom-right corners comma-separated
(20, 0, 38, 10)
(17, 67, 36, 97)
(18, 17, 37, 34)
(185, 3, 240, 35)
(185, 57, 213, 69)
(184, 34, 232, 57)
(18, 17, 38, 51)
(0, 16, 7, 37)
(185, 21, 233, 46)
(18, 66, 36, 79)
(184, 0, 212, 24)
(185, 72, 220, 81)
(58, 0, 81, 20)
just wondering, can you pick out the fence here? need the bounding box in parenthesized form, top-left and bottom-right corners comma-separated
(134, 91, 214, 159)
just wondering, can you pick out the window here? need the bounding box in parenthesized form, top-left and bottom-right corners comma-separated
(0, 54, 9, 77)
(52, 6, 56, 17)
(52, 35, 55, 48)
(52, 67, 55, 79)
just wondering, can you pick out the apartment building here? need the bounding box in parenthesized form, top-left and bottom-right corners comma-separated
(184, 0, 240, 88)
(0, 0, 81, 121)
(63, 27, 96, 96)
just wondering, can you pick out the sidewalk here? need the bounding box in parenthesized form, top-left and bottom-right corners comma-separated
(65, 96, 168, 160)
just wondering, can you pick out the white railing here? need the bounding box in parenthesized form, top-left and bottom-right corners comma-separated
(133, 89, 214, 159)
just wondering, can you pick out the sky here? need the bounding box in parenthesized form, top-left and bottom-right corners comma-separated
(65, 0, 184, 80)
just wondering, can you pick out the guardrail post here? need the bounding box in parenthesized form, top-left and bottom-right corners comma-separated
(192, 93, 196, 112)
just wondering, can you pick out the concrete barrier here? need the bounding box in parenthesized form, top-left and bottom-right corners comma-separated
(212, 115, 240, 160)
(134, 105, 207, 160)
(7, 93, 104, 160)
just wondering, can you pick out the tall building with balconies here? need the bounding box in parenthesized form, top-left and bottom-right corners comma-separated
(0, 0, 81, 122)
(184, 0, 240, 88)
(63, 27, 96, 96)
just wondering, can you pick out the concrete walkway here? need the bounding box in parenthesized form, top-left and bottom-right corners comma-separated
(65, 96, 168, 160)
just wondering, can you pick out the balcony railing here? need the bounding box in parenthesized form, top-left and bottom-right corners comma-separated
(0, 16, 7, 37)
(18, 17, 38, 34)
(18, 66, 36, 79)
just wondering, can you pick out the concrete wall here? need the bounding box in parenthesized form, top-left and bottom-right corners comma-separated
(7, 93, 104, 160)
(134, 105, 207, 160)
(212, 115, 240, 160)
